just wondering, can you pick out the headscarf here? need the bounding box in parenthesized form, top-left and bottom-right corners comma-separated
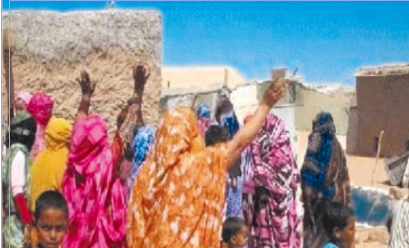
(131, 125, 156, 181)
(127, 107, 228, 248)
(30, 118, 72, 211)
(5, 111, 37, 151)
(62, 116, 126, 248)
(215, 98, 239, 138)
(243, 113, 299, 194)
(196, 104, 212, 137)
(301, 112, 351, 248)
(301, 112, 347, 199)
(16, 91, 33, 105)
(27, 92, 53, 128)
(27, 92, 53, 160)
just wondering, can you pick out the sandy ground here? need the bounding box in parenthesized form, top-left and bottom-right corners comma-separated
(296, 132, 391, 248)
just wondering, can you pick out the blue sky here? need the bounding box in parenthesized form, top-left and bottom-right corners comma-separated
(3, 1, 409, 84)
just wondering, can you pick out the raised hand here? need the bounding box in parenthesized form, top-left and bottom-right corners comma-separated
(133, 65, 150, 95)
(262, 77, 288, 108)
(75, 70, 96, 122)
(76, 70, 96, 97)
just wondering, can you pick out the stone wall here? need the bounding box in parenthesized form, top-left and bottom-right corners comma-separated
(2, 10, 162, 138)
(355, 74, 409, 157)
(346, 106, 359, 155)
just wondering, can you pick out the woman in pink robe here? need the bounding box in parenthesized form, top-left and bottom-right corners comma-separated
(61, 71, 127, 248)
(242, 113, 301, 248)
(62, 65, 148, 248)
(62, 115, 127, 248)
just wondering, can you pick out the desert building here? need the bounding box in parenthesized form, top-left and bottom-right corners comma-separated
(161, 66, 246, 89)
(347, 63, 409, 157)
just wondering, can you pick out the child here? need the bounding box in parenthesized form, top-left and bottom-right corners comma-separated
(205, 125, 230, 147)
(322, 202, 356, 248)
(221, 217, 248, 248)
(27, 190, 68, 248)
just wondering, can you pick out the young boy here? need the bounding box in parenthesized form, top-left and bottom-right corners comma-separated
(323, 202, 356, 248)
(26, 190, 69, 248)
(221, 217, 248, 248)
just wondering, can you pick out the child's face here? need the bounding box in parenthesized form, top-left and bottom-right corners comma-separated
(336, 217, 356, 248)
(36, 208, 68, 248)
(231, 226, 248, 248)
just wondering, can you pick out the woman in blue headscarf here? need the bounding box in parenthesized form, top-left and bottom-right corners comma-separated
(301, 112, 351, 248)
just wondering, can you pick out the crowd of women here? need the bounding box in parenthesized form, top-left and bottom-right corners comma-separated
(2, 59, 409, 248)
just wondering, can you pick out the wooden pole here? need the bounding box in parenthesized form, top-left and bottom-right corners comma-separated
(2, 28, 14, 140)
(371, 130, 385, 186)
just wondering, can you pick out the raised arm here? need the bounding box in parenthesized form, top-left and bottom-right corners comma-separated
(124, 65, 150, 126)
(116, 65, 150, 156)
(226, 78, 288, 166)
(75, 71, 96, 123)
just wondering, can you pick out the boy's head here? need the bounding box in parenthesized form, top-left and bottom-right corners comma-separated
(34, 191, 69, 248)
(323, 202, 356, 248)
(222, 217, 248, 248)
(205, 125, 230, 147)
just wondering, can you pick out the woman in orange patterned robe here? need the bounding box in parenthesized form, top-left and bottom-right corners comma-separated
(127, 77, 289, 248)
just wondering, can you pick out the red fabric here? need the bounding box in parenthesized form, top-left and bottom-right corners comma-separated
(112, 133, 123, 170)
(14, 193, 32, 225)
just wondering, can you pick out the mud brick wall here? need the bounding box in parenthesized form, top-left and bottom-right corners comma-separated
(2, 10, 162, 138)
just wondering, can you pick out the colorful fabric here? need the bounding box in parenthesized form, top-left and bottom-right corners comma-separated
(131, 125, 156, 181)
(323, 243, 339, 248)
(242, 114, 301, 248)
(62, 115, 127, 248)
(196, 104, 212, 137)
(301, 112, 351, 248)
(127, 107, 228, 248)
(30, 118, 72, 211)
(389, 199, 409, 248)
(2, 144, 31, 248)
(225, 151, 249, 218)
(27, 92, 53, 160)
